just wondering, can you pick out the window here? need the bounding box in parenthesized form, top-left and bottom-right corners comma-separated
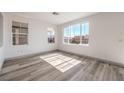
(48, 28, 55, 43)
(12, 21, 28, 45)
(63, 22, 89, 45)
(64, 27, 70, 43)
(70, 24, 80, 44)
(81, 23, 89, 44)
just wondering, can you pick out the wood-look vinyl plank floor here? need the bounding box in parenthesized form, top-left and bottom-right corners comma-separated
(0, 51, 124, 81)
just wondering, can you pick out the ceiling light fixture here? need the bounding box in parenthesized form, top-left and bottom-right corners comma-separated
(52, 12, 59, 15)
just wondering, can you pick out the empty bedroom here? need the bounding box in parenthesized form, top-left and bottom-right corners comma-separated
(0, 12, 124, 81)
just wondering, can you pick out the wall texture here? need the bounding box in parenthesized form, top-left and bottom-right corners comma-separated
(0, 13, 4, 71)
(2, 12, 124, 67)
(0, 47, 4, 70)
(58, 13, 124, 64)
(4, 13, 58, 59)
(0, 13, 3, 47)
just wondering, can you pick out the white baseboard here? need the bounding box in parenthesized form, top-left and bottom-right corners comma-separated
(5, 50, 58, 61)
(58, 49, 124, 68)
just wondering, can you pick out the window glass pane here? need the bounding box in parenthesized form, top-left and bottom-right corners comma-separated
(13, 37, 16, 45)
(81, 23, 89, 44)
(48, 31, 55, 43)
(21, 23, 28, 28)
(12, 21, 28, 45)
(85, 23, 89, 35)
(70, 24, 80, 44)
(82, 24, 85, 35)
(20, 28, 28, 34)
(19, 35, 28, 45)
(12, 28, 20, 33)
(12, 34, 19, 45)
(64, 27, 70, 43)
(12, 21, 20, 27)
(12, 28, 16, 33)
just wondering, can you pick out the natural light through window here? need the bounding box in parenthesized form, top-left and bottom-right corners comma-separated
(47, 27, 55, 43)
(40, 53, 81, 72)
(63, 22, 89, 45)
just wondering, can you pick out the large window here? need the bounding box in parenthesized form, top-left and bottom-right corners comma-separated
(63, 22, 89, 45)
(12, 21, 28, 45)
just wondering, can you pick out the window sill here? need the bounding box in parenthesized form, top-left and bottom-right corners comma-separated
(48, 43, 55, 44)
(12, 44, 29, 46)
(63, 43, 89, 46)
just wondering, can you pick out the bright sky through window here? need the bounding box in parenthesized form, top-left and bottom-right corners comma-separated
(64, 22, 89, 44)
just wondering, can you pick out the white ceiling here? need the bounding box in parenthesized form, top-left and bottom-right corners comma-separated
(11, 12, 98, 25)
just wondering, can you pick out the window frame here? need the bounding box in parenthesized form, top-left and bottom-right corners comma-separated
(63, 26, 70, 44)
(47, 28, 55, 44)
(63, 21, 89, 46)
(12, 21, 29, 46)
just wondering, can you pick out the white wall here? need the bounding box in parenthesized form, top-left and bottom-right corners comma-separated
(0, 13, 3, 47)
(4, 13, 58, 59)
(2, 12, 124, 65)
(0, 47, 4, 70)
(0, 13, 4, 71)
(58, 13, 124, 64)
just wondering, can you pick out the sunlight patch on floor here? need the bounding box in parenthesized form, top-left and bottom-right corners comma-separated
(40, 53, 81, 72)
